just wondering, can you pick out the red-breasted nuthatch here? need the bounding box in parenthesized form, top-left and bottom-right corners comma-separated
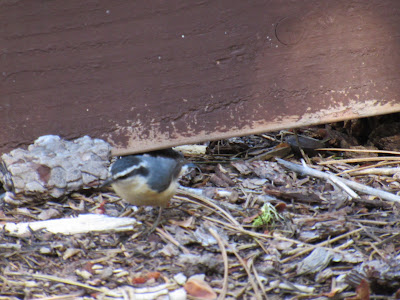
(103, 148, 188, 230)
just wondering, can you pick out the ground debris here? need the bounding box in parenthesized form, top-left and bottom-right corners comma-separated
(346, 259, 400, 293)
(296, 247, 334, 275)
(2, 128, 400, 299)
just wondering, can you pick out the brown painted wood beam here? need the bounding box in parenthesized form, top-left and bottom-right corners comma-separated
(1, 1, 400, 155)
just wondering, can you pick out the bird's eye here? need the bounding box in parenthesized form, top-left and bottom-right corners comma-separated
(118, 173, 131, 180)
(117, 166, 149, 180)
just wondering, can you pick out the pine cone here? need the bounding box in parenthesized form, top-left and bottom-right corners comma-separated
(0, 135, 111, 205)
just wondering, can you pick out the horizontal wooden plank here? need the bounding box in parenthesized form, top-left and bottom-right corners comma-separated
(1, 1, 400, 155)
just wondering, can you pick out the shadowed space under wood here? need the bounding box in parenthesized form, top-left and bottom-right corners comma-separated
(1, 0, 400, 155)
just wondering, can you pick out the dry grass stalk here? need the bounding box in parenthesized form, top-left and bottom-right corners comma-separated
(208, 228, 229, 300)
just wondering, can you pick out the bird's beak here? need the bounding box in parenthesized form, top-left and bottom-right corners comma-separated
(101, 177, 114, 188)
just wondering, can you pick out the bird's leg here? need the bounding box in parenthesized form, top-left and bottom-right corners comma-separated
(143, 207, 163, 236)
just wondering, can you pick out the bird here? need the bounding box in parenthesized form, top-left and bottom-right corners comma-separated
(102, 148, 188, 232)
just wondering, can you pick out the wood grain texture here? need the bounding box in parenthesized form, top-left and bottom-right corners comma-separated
(1, 1, 400, 155)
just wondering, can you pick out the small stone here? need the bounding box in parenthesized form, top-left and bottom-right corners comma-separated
(169, 288, 187, 300)
(76, 269, 92, 280)
(100, 267, 114, 280)
(39, 247, 52, 255)
(63, 248, 81, 260)
(174, 273, 187, 285)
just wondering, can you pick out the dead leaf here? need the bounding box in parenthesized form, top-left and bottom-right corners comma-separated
(243, 212, 261, 224)
(275, 202, 287, 213)
(231, 161, 252, 175)
(184, 277, 217, 300)
(131, 272, 161, 284)
(296, 248, 334, 275)
(345, 279, 370, 300)
(170, 216, 194, 228)
(37, 208, 61, 220)
(241, 178, 267, 189)
(251, 161, 291, 185)
(322, 287, 341, 298)
(395, 288, 400, 299)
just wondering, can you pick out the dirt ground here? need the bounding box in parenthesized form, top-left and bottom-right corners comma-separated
(1, 116, 400, 299)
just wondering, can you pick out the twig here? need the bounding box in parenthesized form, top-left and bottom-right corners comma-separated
(317, 148, 400, 155)
(277, 158, 400, 203)
(300, 160, 359, 199)
(369, 242, 387, 261)
(224, 241, 264, 300)
(344, 167, 400, 176)
(280, 228, 363, 263)
(348, 219, 392, 226)
(176, 188, 241, 226)
(319, 156, 400, 165)
(327, 176, 359, 199)
(374, 233, 400, 247)
(248, 255, 268, 298)
(247, 145, 291, 162)
(27, 292, 84, 300)
(202, 215, 301, 245)
(209, 228, 229, 300)
(9, 272, 119, 297)
(337, 161, 399, 176)
(155, 227, 191, 254)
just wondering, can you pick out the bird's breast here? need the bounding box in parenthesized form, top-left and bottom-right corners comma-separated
(111, 176, 178, 208)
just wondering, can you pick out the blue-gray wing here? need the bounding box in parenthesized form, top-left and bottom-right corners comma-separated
(145, 155, 184, 192)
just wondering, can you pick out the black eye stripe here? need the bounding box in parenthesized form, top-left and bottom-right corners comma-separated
(110, 156, 142, 175)
(117, 166, 149, 180)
